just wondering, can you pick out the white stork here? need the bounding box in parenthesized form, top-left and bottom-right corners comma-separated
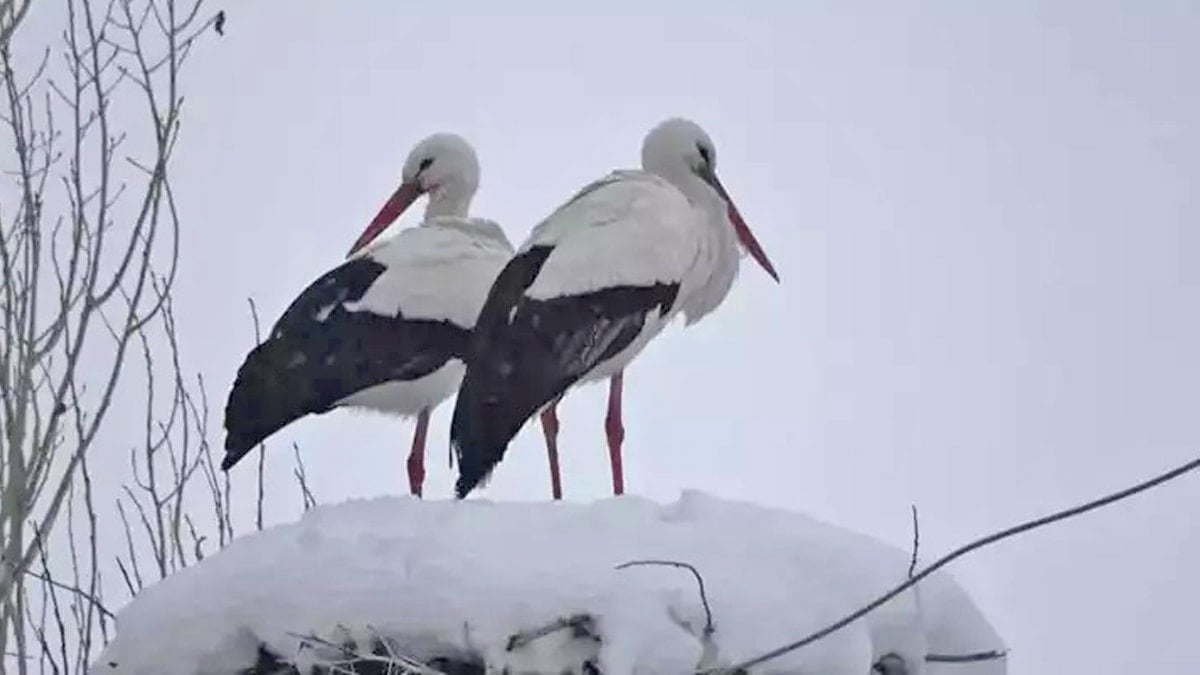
(450, 118, 778, 499)
(223, 133, 513, 497)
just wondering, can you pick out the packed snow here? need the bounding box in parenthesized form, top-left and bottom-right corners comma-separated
(95, 491, 1005, 674)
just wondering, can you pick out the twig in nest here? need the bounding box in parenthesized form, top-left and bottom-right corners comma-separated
(702, 453, 1200, 674)
(616, 559, 714, 637)
(505, 614, 594, 652)
(366, 624, 450, 674)
(288, 630, 447, 675)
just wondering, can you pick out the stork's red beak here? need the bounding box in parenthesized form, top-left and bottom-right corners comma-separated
(347, 181, 423, 257)
(705, 171, 780, 282)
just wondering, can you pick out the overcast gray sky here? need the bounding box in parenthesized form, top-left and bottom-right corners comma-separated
(19, 2, 1200, 673)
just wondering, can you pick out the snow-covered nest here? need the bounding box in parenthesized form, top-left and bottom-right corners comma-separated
(95, 492, 1005, 674)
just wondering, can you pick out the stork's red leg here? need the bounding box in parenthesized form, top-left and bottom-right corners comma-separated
(407, 408, 430, 498)
(540, 403, 563, 500)
(606, 372, 626, 495)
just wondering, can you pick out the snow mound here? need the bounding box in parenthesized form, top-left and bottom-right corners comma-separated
(95, 492, 1005, 674)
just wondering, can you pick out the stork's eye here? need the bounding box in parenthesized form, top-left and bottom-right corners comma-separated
(696, 143, 712, 166)
(418, 157, 434, 172)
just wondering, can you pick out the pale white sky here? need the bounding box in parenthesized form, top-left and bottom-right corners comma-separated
(17, 3, 1200, 673)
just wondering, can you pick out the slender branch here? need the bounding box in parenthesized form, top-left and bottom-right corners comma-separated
(0, 0, 33, 47)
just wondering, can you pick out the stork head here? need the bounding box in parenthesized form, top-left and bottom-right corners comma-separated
(641, 118, 779, 283)
(347, 133, 481, 257)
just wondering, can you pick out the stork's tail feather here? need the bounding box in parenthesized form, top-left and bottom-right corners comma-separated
(450, 362, 557, 499)
(222, 339, 325, 471)
(449, 370, 511, 499)
(220, 443, 254, 472)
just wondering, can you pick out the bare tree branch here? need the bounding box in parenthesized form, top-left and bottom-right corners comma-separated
(0, 0, 33, 49)
(20, 568, 114, 622)
(3, 1, 218, 668)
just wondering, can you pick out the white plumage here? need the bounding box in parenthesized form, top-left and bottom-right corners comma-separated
(450, 118, 779, 500)
(348, 217, 514, 331)
(223, 134, 512, 499)
(522, 172, 701, 300)
(338, 217, 513, 413)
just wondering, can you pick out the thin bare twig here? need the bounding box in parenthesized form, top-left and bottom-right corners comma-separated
(615, 559, 714, 637)
(907, 505, 919, 579)
(20, 569, 114, 621)
(247, 295, 265, 530)
(292, 443, 316, 511)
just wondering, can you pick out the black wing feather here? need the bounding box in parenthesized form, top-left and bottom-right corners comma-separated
(222, 257, 469, 470)
(450, 246, 678, 497)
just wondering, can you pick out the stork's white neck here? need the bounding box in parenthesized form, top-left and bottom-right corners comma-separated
(654, 167, 727, 236)
(423, 182, 473, 220)
(650, 168, 742, 325)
